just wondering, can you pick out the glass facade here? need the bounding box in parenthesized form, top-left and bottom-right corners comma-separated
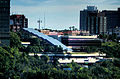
(80, 6, 107, 35)
(80, 6, 100, 35)
(61, 36, 101, 52)
(0, 0, 10, 46)
(101, 9, 120, 33)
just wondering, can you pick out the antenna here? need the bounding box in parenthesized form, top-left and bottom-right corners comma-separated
(37, 18, 42, 30)
(44, 12, 45, 29)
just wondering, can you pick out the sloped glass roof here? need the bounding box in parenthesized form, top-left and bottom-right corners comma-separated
(23, 28, 72, 52)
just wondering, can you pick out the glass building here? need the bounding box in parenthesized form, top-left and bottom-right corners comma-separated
(80, 6, 107, 35)
(101, 8, 120, 34)
(61, 36, 101, 52)
(0, 0, 10, 46)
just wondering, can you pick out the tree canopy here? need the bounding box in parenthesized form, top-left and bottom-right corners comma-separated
(0, 32, 120, 79)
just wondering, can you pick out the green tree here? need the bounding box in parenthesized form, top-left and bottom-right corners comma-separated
(41, 55, 49, 64)
(0, 47, 11, 74)
(101, 42, 120, 57)
(10, 32, 22, 48)
(86, 46, 99, 53)
(30, 38, 41, 46)
(52, 57, 59, 67)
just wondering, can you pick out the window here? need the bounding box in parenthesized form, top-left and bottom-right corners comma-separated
(0, 1, 3, 3)
(117, 33, 119, 35)
(5, 1, 7, 3)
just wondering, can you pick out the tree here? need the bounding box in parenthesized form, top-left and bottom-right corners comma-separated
(101, 42, 120, 58)
(69, 27, 72, 31)
(30, 38, 41, 46)
(86, 46, 99, 53)
(98, 34, 108, 42)
(52, 57, 59, 67)
(10, 32, 22, 48)
(72, 26, 75, 31)
(107, 33, 117, 41)
(0, 47, 11, 73)
(41, 55, 49, 64)
(0, 47, 21, 78)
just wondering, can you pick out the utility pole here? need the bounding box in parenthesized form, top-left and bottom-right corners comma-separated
(37, 18, 42, 30)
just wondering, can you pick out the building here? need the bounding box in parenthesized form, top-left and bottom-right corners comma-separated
(97, 12, 107, 34)
(10, 14, 28, 32)
(40, 30, 50, 35)
(23, 28, 72, 52)
(80, 6, 107, 35)
(111, 27, 120, 38)
(29, 53, 106, 65)
(0, 0, 10, 46)
(80, 6, 98, 34)
(80, 30, 90, 36)
(63, 30, 80, 36)
(60, 36, 101, 52)
(100, 8, 120, 34)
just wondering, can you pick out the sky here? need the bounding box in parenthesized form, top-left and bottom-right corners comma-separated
(11, 0, 120, 30)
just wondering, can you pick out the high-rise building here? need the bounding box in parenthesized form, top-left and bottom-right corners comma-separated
(97, 12, 107, 34)
(100, 8, 120, 34)
(80, 6, 98, 35)
(10, 14, 28, 32)
(80, 6, 107, 35)
(87, 12, 99, 34)
(87, 6, 98, 11)
(0, 0, 10, 46)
